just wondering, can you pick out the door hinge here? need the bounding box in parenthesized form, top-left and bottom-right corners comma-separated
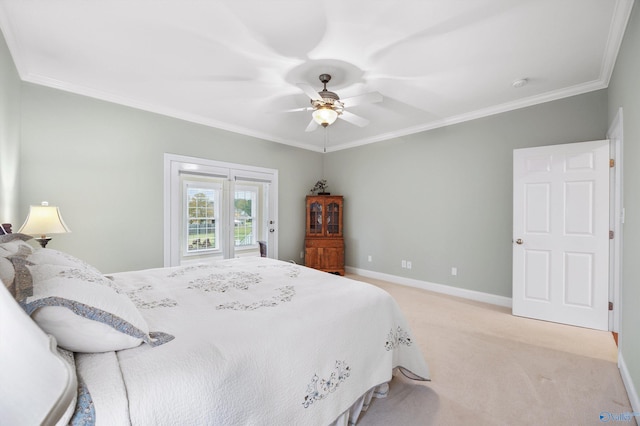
(609, 301, 614, 311)
(610, 159, 615, 168)
(610, 230, 614, 239)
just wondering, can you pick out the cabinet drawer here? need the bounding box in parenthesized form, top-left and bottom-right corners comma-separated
(305, 238, 344, 249)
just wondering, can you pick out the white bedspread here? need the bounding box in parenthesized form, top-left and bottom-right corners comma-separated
(76, 257, 429, 425)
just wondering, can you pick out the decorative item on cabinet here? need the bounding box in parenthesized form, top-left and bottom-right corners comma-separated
(305, 195, 344, 275)
(310, 179, 329, 195)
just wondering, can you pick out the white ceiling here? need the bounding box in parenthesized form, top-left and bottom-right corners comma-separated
(0, 0, 634, 152)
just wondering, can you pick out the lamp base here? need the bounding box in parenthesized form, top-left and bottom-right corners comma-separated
(35, 237, 51, 248)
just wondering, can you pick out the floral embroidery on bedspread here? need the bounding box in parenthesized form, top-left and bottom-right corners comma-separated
(215, 285, 295, 311)
(60, 269, 123, 293)
(166, 263, 230, 278)
(125, 285, 178, 309)
(59, 268, 109, 283)
(302, 360, 351, 408)
(257, 263, 302, 278)
(384, 326, 413, 350)
(187, 271, 262, 292)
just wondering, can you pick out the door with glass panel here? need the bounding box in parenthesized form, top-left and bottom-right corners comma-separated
(180, 177, 272, 264)
(164, 154, 278, 267)
(232, 179, 271, 258)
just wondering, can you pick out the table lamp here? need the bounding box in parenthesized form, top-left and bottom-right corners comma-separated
(18, 201, 71, 248)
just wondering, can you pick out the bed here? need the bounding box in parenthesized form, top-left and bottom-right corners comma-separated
(0, 231, 430, 425)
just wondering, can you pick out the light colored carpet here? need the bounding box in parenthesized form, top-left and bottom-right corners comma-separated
(346, 275, 635, 426)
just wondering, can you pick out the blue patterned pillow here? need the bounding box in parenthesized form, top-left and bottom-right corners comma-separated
(0, 237, 35, 299)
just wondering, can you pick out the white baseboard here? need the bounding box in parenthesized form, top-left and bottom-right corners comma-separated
(619, 353, 640, 414)
(345, 266, 512, 308)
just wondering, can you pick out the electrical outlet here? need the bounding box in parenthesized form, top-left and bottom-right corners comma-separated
(401, 260, 407, 268)
(451, 267, 458, 276)
(406, 261, 412, 269)
(368, 255, 372, 262)
(300, 251, 304, 259)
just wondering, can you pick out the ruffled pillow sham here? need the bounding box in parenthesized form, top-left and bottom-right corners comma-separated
(26, 259, 174, 352)
(23, 262, 155, 352)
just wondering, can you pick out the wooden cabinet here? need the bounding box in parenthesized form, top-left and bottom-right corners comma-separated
(305, 195, 344, 275)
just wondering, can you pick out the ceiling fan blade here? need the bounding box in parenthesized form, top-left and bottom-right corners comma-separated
(283, 106, 314, 113)
(339, 111, 370, 127)
(305, 119, 319, 132)
(297, 83, 324, 102)
(341, 92, 383, 108)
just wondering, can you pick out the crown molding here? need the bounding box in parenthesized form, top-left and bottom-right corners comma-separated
(331, 78, 609, 152)
(18, 70, 612, 155)
(600, 0, 635, 86)
(22, 72, 322, 153)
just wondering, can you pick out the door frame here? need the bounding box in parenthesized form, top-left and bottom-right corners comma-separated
(608, 108, 624, 336)
(163, 153, 278, 267)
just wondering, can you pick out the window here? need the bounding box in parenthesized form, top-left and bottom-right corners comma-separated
(164, 154, 278, 267)
(234, 186, 257, 248)
(185, 182, 220, 254)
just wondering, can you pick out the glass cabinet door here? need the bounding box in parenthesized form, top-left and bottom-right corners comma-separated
(326, 202, 340, 235)
(309, 201, 323, 235)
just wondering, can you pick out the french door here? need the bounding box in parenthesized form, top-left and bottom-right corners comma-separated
(164, 154, 278, 266)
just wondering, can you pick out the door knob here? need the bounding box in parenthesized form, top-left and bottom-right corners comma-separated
(515, 239, 523, 245)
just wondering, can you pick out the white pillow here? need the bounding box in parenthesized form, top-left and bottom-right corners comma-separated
(28, 248, 102, 276)
(23, 261, 174, 353)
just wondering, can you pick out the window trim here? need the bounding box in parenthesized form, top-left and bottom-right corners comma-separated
(164, 153, 278, 267)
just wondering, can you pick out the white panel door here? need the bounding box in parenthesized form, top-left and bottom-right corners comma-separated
(513, 140, 609, 330)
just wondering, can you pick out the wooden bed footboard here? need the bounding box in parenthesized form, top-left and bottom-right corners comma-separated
(1, 223, 12, 234)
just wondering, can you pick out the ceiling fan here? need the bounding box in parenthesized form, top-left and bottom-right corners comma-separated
(289, 74, 383, 132)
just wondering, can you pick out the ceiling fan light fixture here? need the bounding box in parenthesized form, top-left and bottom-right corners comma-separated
(312, 106, 339, 127)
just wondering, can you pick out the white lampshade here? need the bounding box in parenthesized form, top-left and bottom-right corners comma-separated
(312, 106, 339, 127)
(18, 202, 71, 239)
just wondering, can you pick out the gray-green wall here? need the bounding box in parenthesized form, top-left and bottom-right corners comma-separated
(16, 83, 321, 273)
(608, 1, 640, 411)
(0, 27, 20, 225)
(325, 90, 608, 297)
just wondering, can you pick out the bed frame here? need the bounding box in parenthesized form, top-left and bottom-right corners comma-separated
(1, 223, 11, 234)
